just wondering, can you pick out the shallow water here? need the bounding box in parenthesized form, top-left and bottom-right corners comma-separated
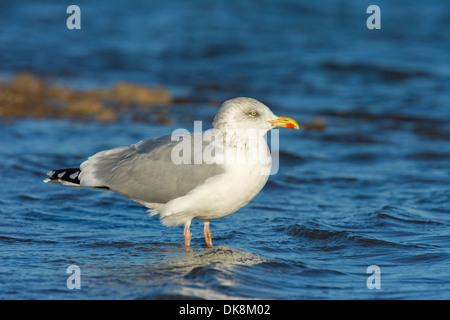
(1, 0, 449, 299)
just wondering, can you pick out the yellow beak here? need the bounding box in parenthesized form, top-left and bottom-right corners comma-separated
(268, 116, 300, 130)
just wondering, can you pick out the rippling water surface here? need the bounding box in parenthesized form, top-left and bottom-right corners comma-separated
(1, 0, 449, 299)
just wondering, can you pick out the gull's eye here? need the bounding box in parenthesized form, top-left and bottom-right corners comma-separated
(249, 110, 257, 117)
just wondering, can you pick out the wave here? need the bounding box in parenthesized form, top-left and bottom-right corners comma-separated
(285, 223, 407, 250)
(322, 61, 432, 82)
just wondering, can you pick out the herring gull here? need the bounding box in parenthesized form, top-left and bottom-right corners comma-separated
(44, 97, 299, 246)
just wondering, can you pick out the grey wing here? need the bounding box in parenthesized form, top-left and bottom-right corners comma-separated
(78, 134, 225, 204)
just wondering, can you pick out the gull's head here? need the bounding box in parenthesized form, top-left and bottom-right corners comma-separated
(213, 97, 299, 132)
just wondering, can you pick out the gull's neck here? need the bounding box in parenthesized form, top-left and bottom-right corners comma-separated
(212, 127, 269, 149)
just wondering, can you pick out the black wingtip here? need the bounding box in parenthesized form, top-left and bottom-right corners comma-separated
(44, 168, 81, 185)
(44, 168, 110, 190)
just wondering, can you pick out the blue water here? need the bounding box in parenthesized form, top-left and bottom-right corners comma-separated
(1, 0, 449, 299)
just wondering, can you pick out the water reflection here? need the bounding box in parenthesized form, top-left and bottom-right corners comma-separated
(144, 245, 266, 299)
(85, 243, 266, 299)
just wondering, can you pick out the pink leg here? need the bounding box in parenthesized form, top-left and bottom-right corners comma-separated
(203, 221, 213, 247)
(183, 223, 192, 247)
